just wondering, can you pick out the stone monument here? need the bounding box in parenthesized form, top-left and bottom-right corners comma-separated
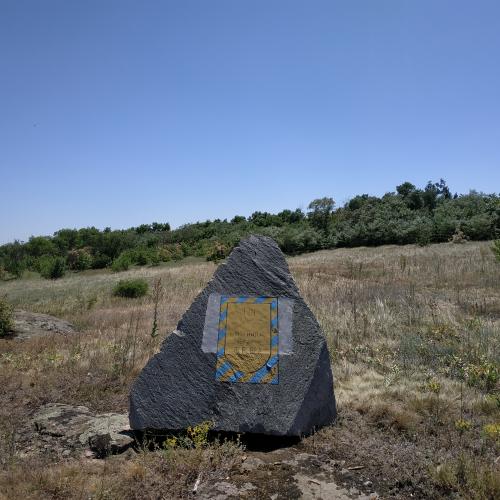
(129, 235, 336, 436)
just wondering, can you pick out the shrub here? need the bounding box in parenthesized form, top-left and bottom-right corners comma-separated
(0, 296, 14, 336)
(39, 256, 66, 279)
(492, 240, 500, 262)
(206, 242, 230, 263)
(279, 226, 323, 254)
(170, 244, 185, 261)
(449, 228, 467, 244)
(111, 252, 132, 272)
(463, 358, 499, 392)
(134, 248, 150, 266)
(1, 241, 27, 278)
(158, 246, 172, 262)
(482, 422, 500, 441)
(133, 247, 161, 266)
(91, 253, 111, 269)
(163, 421, 213, 450)
(67, 248, 93, 270)
(113, 279, 148, 298)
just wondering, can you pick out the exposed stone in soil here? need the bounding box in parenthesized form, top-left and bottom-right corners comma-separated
(9, 310, 79, 340)
(32, 403, 134, 457)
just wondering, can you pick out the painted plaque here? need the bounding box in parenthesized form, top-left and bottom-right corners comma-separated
(215, 296, 279, 384)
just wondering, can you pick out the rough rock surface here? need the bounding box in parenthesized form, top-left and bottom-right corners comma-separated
(197, 449, 378, 500)
(130, 235, 336, 436)
(11, 310, 79, 340)
(33, 403, 134, 455)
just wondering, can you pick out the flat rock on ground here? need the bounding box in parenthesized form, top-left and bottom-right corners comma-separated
(32, 403, 134, 456)
(10, 310, 79, 340)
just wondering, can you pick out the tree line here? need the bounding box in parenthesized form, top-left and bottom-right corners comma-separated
(1, 180, 498, 279)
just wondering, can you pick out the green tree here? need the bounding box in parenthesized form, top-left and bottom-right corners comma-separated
(53, 228, 79, 252)
(249, 211, 281, 227)
(307, 197, 335, 234)
(396, 182, 423, 210)
(277, 208, 305, 224)
(230, 215, 246, 225)
(25, 236, 57, 257)
(2, 241, 26, 278)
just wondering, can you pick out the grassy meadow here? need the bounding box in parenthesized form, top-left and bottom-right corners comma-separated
(0, 241, 499, 499)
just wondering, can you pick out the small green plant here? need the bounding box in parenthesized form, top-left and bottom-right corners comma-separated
(426, 378, 441, 394)
(187, 420, 212, 448)
(463, 357, 499, 392)
(39, 256, 66, 279)
(0, 296, 14, 336)
(113, 278, 148, 298)
(482, 422, 500, 441)
(454, 418, 472, 434)
(162, 421, 213, 450)
(425, 378, 442, 423)
(163, 435, 179, 449)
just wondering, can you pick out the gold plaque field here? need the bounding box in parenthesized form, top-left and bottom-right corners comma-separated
(224, 302, 271, 374)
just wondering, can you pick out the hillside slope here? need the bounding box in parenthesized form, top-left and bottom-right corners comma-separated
(0, 241, 498, 498)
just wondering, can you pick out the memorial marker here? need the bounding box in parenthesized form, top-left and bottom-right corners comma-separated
(129, 235, 336, 436)
(215, 295, 279, 384)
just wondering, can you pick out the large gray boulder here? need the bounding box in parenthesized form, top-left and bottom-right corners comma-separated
(129, 235, 336, 436)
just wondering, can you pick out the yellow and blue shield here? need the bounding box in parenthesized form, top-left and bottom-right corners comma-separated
(215, 296, 279, 384)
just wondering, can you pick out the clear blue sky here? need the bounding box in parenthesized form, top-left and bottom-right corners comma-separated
(1, 1, 499, 244)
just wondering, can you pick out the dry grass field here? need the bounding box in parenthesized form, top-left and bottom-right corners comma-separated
(0, 241, 499, 499)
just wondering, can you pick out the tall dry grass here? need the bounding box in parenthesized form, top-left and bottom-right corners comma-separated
(0, 241, 498, 498)
(291, 242, 499, 498)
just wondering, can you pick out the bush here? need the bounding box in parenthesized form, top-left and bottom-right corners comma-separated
(206, 242, 230, 263)
(279, 225, 323, 254)
(67, 248, 93, 270)
(113, 279, 148, 298)
(450, 228, 467, 244)
(158, 244, 184, 262)
(0, 296, 14, 336)
(111, 252, 132, 272)
(91, 253, 111, 269)
(133, 247, 161, 266)
(492, 240, 500, 262)
(39, 256, 66, 279)
(134, 248, 150, 266)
